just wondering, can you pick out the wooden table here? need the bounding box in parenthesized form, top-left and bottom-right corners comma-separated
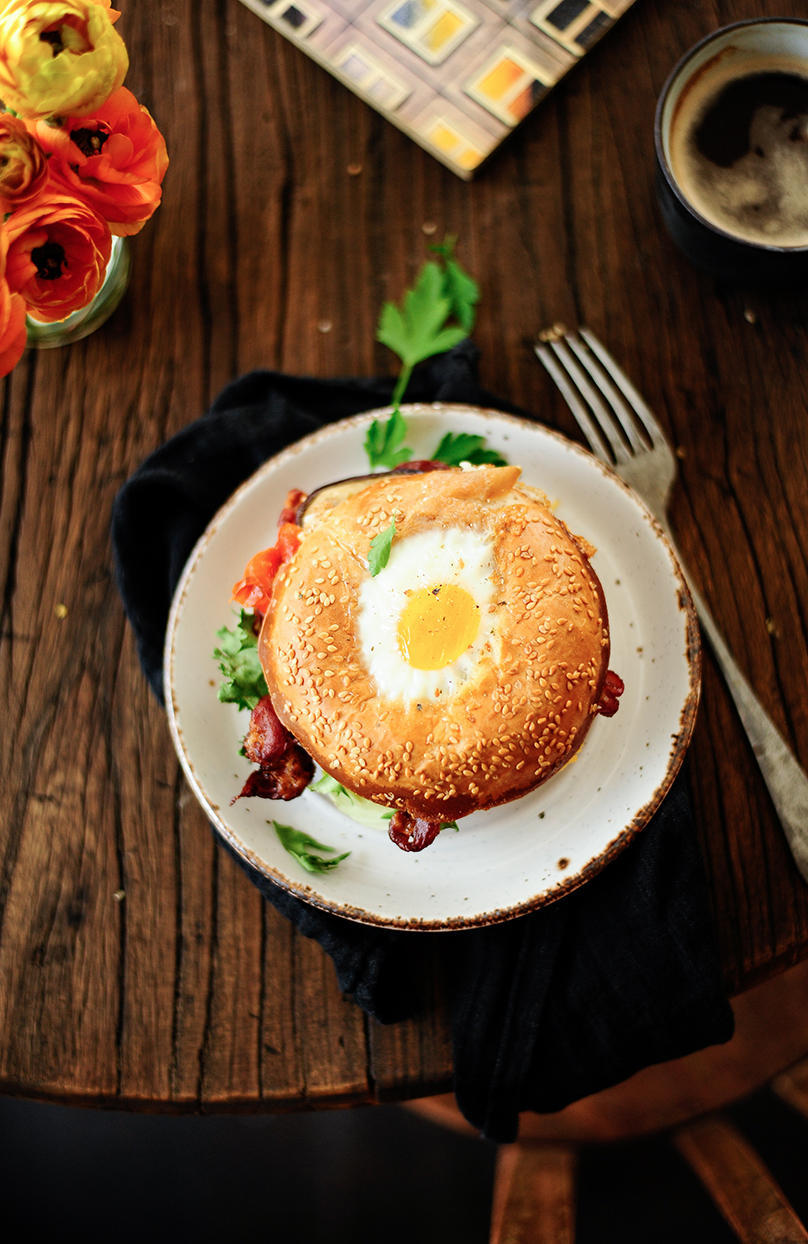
(1, 0, 807, 1113)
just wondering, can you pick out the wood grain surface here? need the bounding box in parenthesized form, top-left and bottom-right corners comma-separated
(2, 0, 808, 1110)
(489, 1142, 577, 1244)
(674, 1114, 808, 1242)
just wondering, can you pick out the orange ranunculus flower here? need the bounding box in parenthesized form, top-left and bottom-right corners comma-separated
(0, 228, 27, 375)
(34, 87, 168, 235)
(0, 276, 26, 372)
(0, 113, 48, 211)
(4, 190, 111, 321)
(0, 0, 128, 120)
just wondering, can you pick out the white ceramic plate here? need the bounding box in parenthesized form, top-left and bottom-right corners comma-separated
(165, 404, 699, 929)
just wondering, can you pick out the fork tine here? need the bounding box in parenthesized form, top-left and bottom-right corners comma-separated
(578, 327, 668, 449)
(564, 334, 648, 455)
(534, 340, 611, 463)
(541, 337, 632, 465)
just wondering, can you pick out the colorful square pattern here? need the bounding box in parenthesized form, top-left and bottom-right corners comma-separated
(238, 0, 638, 178)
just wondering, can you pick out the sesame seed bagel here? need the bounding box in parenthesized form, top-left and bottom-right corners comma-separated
(259, 465, 610, 822)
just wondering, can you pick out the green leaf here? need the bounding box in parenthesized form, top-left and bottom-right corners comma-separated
(443, 259, 479, 334)
(313, 774, 397, 829)
(430, 236, 480, 334)
(368, 519, 396, 576)
(376, 239, 479, 417)
(383, 262, 445, 367)
(311, 773, 344, 798)
(376, 261, 467, 372)
(273, 822, 351, 874)
(364, 407, 412, 470)
(312, 776, 461, 835)
(431, 432, 508, 467)
(212, 610, 268, 711)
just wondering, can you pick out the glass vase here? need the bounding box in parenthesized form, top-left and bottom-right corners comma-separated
(25, 235, 131, 349)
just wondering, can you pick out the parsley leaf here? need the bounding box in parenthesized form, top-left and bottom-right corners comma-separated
(377, 261, 467, 373)
(431, 431, 508, 467)
(273, 822, 350, 874)
(376, 240, 477, 414)
(364, 407, 412, 470)
(431, 236, 480, 333)
(368, 519, 396, 576)
(212, 610, 268, 711)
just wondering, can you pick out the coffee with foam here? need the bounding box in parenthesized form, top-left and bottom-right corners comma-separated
(669, 51, 808, 248)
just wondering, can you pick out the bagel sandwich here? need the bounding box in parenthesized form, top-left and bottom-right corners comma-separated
(226, 462, 623, 851)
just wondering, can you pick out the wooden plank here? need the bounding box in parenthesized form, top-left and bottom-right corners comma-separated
(0, 334, 151, 1103)
(772, 1056, 808, 1124)
(192, 0, 242, 400)
(489, 1142, 577, 1244)
(673, 1114, 808, 1243)
(114, 644, 182, 1105)
(367, 945, 453, 1102)
(292, 929, 371, 1106)
(0, 666, 121, 1102)
(260, 902, 306, 1105)
(224, 8, 291, 378)
(198, 845, 264, 1108)
(168, 788, 217, 1104)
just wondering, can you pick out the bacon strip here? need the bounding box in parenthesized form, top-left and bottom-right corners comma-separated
(598, 669, 625, 718)
(232, 695, 314, 803)
(242, 696, 289, 765)
(388, 810, 443, 853)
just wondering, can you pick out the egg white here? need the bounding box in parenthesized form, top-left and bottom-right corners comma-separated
(357, 526, 498, 703)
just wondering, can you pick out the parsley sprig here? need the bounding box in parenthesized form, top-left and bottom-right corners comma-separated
(364, 407, 411, 470)
(212, 609, 268, 711)
(273, 822, 350, 874)
(368, 519, 396, 576)
(431, 432, 508, 467)
(373, 236, 479, 428)
(365, 239, 506, 475)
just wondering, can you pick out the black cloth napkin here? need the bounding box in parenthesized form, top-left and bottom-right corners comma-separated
(112, 341, 734, 1142)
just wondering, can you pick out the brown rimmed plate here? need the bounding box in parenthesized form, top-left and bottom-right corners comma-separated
(164, 404, 700, 930)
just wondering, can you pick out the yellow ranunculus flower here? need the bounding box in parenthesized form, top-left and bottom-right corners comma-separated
(0, 0, 128, 120)
(0, 112, 48, 207)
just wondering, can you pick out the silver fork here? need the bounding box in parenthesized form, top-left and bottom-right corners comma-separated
(535, 325, 808, 882)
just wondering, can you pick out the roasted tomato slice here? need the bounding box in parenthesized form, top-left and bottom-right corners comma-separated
(231, 489, 305, 615)
(232, 545, 284, 613)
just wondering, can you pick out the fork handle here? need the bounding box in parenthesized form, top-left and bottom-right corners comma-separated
(667, 532, 808, 882)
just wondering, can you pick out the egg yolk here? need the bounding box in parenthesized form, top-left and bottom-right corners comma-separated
(397, 584, 480, 670)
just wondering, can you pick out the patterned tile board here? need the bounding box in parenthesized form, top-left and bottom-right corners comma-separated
(239, 0, 638, 178)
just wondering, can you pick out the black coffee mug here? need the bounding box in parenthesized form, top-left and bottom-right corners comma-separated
(655, 18, 808, 288)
